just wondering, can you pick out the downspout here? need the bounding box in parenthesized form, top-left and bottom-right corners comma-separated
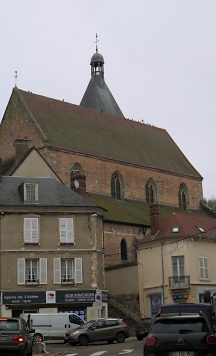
(161, 241, 165, 303)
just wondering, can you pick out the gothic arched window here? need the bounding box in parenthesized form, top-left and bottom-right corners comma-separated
(179, 183, 189, 211)
(146, 178, 157, 205)
(111, 172, 123, 200)
(120, 239, 127, 261)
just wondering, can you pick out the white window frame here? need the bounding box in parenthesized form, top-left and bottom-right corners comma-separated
(61, 259, 75, 283)
(53, 257, 82, 284)
(172, 256, 184, 276)
(17, 258, 47, 285)
(24, 183, 38, 202)
(199, 256, 208, 279)
(59, 218, 74, 243)
(24, 217, 39, 243)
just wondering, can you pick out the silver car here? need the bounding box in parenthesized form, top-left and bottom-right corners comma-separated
(64, 318, 129, 346)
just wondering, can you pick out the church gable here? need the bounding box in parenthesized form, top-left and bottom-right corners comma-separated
(0, 88, 46, 161)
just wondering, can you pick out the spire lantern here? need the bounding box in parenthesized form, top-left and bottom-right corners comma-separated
(90, 34, 104, 77)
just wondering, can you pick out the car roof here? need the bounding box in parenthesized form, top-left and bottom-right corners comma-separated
(155, 313, 207, 321)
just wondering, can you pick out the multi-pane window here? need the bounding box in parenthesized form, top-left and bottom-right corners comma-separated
(17, 258, 47, 285)
(146, 178, 157, 205)
(24, 183, 38, 202)
(53, 258, 82, 284)
(59, 218, 74, 243)
(111, 172, 122, 200)
(172, 256, 184, 277)
(24, 217, 39, 243)
(61, 259, 74, 283)
(179, 183, 188, 211)
(25, 259, 39, 283)
(199, 256, 208, 279)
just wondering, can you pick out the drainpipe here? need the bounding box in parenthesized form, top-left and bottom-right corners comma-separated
(161, 241, 165, 303)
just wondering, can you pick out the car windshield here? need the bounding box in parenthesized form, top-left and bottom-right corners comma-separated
(0, 319, 19, 331)
(151, 318, 209, 334)
(79, 320, 96, 329)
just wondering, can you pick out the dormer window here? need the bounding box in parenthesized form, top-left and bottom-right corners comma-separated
(197, 226, 205, 233)
(24, 183, 38, 202)
(172, 226, 180, 233)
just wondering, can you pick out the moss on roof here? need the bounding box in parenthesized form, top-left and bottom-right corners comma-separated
(88, 193, 150, 225)
(88, 194, 210, 226)
(14, 88, 202, 179)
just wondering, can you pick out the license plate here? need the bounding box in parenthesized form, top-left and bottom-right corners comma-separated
(0, 336, 8, 341)
(170, 352, 194, 356)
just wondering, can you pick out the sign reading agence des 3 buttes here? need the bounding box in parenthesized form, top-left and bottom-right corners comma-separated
(3, 290, 108, 305)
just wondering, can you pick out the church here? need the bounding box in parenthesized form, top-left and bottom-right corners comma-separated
(0, 45, 212, 319)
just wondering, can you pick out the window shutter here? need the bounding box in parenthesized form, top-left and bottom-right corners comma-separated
(40, 258, 47, 284)
(24, 218, 39, 243)
(31, 218, 39, 243)
(59, 218, 74, 243)
(17, 258, 25, 285)
(24, 218, 31, 243)
(75, 258, 82, 283)
(53, 258, 61, 284)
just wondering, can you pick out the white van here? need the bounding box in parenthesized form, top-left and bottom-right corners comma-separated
(21, 313, 85, 341)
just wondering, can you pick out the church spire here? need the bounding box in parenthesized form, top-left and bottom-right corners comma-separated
(80, 36, 124, 118)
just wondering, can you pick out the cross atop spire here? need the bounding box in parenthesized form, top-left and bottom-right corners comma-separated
(95, 33, 99, 53)
(14, 70, 18, 87)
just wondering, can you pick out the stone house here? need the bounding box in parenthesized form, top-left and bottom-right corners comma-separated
(0, 152, 106, 319)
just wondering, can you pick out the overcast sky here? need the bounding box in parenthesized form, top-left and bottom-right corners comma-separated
(1, 0, 215, 199)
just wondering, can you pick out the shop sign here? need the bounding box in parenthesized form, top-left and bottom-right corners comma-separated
(56, 290, 96, 303)
(3, 291, 45, 305)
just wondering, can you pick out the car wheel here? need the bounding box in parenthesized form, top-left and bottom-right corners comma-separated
(69, 341, 77, 346)
(33, 333, 43, 343)
(27, 349, 33, 356)
(116, 332, 125, 343)
(20, 348, 27, 356)
(78, 334, 88, 346)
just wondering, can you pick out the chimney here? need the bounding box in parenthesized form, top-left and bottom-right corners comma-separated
(150, 204, 160, 236)
(14, 139, 31, 160)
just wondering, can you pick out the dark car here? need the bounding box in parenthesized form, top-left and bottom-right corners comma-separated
(64, 318, 129, 346)
(135, 317, 153, 340)
(144, 312, 216, 356)
(157, 303, 216, 332)
(0, 317, 33, 356)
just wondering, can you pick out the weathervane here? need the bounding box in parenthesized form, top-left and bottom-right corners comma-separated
(95, 33, 99, 53)
(14, 70, 18, 87)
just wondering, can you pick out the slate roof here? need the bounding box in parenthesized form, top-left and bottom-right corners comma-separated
(11, 88, 202, 179)
(80, 75, 124, 117)
(0, 176, 98, 207)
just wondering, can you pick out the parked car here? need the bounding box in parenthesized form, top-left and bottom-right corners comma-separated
(0, 317, 34, 356)
(157, 303, 216, 332)
(64, 318, 129, 346)
(135, 317, 153, 340)
(144, 312, 216, 356)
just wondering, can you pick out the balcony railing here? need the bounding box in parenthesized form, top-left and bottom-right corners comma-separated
(169, 275, 190, 289)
